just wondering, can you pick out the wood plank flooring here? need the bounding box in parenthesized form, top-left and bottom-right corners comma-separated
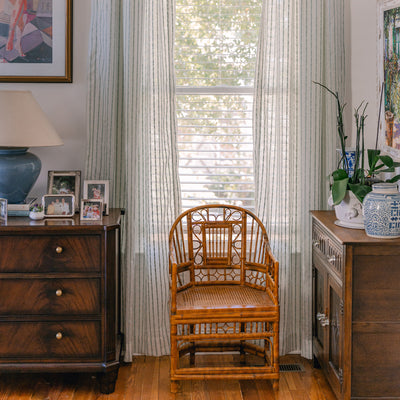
(0, 355, 336, 399)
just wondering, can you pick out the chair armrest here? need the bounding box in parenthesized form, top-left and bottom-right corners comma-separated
(263, 235, 279, 304)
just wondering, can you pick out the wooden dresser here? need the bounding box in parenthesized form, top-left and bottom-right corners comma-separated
(311, 211, 400, 399)
(0, 209, 122, 394)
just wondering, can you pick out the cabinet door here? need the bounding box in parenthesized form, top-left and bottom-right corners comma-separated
(326, 275, 344, 397)
(312, 261, 328, 366)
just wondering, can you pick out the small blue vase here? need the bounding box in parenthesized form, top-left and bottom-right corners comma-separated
(363, 183, 400, 238)
(337, 148, 357, 177)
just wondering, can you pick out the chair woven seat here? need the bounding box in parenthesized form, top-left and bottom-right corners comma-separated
(176, 285, 275, 311)
(169, 205, 279, 392)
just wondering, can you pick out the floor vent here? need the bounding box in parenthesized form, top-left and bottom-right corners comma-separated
(279, 363, 305, 372)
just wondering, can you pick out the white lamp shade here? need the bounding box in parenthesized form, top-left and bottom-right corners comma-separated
(0, 90, 63, 148)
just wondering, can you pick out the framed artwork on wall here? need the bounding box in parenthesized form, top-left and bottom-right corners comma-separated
(0, 0, 72, 82)
(378, 0, 400, 158)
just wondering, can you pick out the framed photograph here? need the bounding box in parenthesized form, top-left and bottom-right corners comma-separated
(0, 198, 7, 222)
(43, 194, 74, 217)
(0, 0, 72, 83)
(378, 0, 400, 158)
(47, 170, 80, 212)
(83, 180, 110, 215)
(80, 199, 103, 221)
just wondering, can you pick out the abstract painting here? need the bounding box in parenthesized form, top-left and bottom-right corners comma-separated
(0, 0, 71, 82)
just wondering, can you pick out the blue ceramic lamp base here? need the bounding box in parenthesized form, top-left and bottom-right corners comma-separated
(0, 148, 41, 204)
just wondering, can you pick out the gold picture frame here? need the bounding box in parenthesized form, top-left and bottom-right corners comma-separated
(0, 0, 72, 83)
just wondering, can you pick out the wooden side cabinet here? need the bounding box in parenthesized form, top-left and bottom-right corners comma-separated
(0, 209, 122, 394)
(311, 211, 400, 399)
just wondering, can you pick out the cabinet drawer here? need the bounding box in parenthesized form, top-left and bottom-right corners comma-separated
(0, 279, 100, 315)
(0, 236, 100, 272)
(0, 321, 101, 360)
(312, 220, 344, 280)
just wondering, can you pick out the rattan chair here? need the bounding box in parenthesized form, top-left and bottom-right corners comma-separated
(169, 205, 279, 392)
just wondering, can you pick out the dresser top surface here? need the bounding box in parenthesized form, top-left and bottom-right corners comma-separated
(0, 208, 122, 233)
(311, 210, 400, 245)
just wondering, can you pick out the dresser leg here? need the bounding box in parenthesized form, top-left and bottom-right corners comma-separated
(98, 368, 119, 394)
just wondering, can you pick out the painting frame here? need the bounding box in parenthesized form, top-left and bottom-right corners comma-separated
(42, 194, 74, 218)
(47, 170, 80, 212)
(80, 199, 103, 221)
(378, 0, 400, 159)
(0, 0, 72, 83)
(83, 180, 110, 215)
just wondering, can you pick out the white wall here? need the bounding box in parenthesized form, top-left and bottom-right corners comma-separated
(350, 0, 379, 150)
(0, 1, 92, 199)
(0, 1, 377, 201)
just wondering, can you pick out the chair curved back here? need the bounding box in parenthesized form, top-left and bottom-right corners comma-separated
(169, 204, 278, 303)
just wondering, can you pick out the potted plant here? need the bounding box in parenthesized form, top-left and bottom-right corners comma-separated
(314, 82, 400, 227)
(29, 203, 44, 220)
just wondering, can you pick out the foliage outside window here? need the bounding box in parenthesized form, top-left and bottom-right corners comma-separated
(175, 0, 262, 211)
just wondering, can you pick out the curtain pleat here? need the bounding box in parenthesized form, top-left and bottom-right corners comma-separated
(253, 0, 345, 357)
(86, 0, 181, 357)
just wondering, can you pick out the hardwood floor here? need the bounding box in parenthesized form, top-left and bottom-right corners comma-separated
(0, 355, 336, 399)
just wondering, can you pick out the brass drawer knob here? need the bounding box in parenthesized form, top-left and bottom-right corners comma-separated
(55, 332, 63, 340)
(55, 246, 63, 254)
(327, 255, 336, 263)
(55, 289, 63, 297)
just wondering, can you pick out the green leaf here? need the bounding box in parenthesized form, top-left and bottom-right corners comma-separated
(378, 167, 395, 173)
(352, 168, 365, 182)
(387, 174, 400, 183)
(368, 149, 380, 168)
(378, 155, 394, 168)
(332, 178, 349, 205)
(332, 169, 348, 181)
(348, 183, 372, 203)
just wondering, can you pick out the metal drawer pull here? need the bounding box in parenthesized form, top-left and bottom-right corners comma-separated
(55, 332, 63, 340)
(320, 318, 330, 327)
(316, 313, 330, 327)
(327, 255, 336, 263)
(316, 312, 325, 320)
(55, 289, 63, 297)
(312, 240, 320, 248)
(55, 246, 63, 254)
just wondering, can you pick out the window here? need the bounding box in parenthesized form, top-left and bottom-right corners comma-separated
(175, 0, 262, 211)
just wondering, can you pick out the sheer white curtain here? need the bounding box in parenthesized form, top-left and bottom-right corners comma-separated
(86, 0, 181, 357)
(253, 0, 345, 357)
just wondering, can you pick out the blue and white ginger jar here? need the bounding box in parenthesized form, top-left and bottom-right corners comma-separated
(363, 182, 400, 239)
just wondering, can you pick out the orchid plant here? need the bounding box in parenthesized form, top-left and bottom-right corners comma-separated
(314, 81, 400, 205)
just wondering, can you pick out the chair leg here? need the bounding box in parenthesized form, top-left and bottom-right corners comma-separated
(170, 324, 179, 392)
(189, 324, 195, 366)
(272, 379, 279, 391)
(171, 380, 179, 393)
(240, 323, 245, 364)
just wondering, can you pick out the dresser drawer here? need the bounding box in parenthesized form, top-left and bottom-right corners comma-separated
(0, 235, 101, 272)
(0, 279, 100, 315)
(0, 321, 101, 360)
(312, 220, 344, 280)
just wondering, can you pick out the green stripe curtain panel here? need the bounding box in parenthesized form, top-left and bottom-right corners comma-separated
(253, 0, 345, 357)
(86, 0, 345, 358)
(86, 0, 181, 357)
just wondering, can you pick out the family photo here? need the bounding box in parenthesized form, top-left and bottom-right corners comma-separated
(43, 194, 74, 217)
(80, 199, 102, 221)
